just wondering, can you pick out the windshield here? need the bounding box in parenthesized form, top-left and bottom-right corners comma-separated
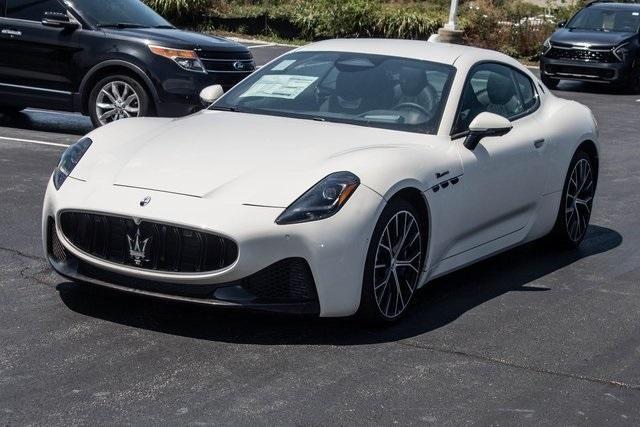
(213, 52, 455, 135)
(68, 0, 172, 28)
(567, 8, 640, 32)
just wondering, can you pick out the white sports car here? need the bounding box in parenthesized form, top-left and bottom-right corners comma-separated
(43, 39, 599, 322)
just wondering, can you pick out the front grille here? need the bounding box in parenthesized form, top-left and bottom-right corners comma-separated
(546, 46, 618, 63)
(197, 49, 255, 73)
(59, 212, 238, 273)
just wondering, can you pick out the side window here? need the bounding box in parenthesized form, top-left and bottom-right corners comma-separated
(453, 63, 527, 135)
(6, 0, 66, 21)
(513, 70, 539, 112)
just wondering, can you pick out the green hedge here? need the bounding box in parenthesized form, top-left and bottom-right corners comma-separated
(145, 0, 586, 60)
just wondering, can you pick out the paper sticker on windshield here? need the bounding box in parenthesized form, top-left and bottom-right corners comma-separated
(240, 75, 317, 99)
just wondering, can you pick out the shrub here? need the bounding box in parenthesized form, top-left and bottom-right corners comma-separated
(143, 0, 210, 22)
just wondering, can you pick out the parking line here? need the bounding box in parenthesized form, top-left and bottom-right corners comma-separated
(0, 135, 69, 148)
(246, 44, 276, 49)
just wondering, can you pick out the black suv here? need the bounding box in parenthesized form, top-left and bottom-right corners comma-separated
(540, 1, 640, 92)
(0, 0, 255, 127)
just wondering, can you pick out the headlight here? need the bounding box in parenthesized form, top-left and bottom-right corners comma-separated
(613, 42, 630, 62)
(542, 38, 552, 55)
(53, 137, 92, 190)
(149, 45, 206, 73)
(275, 172, 360, 225)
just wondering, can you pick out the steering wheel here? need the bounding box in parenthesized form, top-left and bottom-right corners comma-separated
(392, 102, 433, 121)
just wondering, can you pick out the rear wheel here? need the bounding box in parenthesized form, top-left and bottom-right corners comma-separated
(549, 150, 595, 248)
(358, 198, 425, 323)
(541, 74, 559, 89)
(88, 75, 150, 127)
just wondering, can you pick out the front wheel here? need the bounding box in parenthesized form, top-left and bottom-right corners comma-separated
(88, 75, 150, 127)
(549, 150, 595, 248)
(358, 198, 425, 323)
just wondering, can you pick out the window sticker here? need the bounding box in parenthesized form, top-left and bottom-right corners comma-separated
(271, 59, 297, 71)
(240, 75, 318, 99)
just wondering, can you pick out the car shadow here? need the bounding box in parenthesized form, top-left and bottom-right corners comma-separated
(56, 225, 622, 345)
(0, 110, 93, 136)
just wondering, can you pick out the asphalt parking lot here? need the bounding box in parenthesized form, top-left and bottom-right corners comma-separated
(1, 43, 640, 425)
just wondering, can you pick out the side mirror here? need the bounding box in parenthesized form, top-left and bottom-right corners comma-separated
(463, 112, 513, 150)
(200, 85, 224, 106)
(557, 20, 567, 28)
(42, 11, 79, 30)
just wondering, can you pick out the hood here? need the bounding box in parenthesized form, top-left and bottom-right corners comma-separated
(551, 28, 635, 47)
(101, 28, 249, 53)
(73, 112, 450, 207)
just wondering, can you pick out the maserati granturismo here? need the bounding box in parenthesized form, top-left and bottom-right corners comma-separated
(43, 39, 599, 322)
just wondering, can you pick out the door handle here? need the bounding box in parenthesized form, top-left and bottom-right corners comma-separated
(1, 29, 22, 36)
(533, 138, 545, 149)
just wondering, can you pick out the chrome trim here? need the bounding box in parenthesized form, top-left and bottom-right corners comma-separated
(0, 82, 72, 95)
(205, 69, 254, 74)
(200, 58, 254, 63)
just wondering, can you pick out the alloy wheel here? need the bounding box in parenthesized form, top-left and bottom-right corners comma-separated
(373, 210, 422, 319)
(95, 81, 141, 125)
(565, 158, 594, 242)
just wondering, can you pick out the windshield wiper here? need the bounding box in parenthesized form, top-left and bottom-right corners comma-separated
(97, 23, 150, 29)
(153, 25, 175, 29)
(209, 106, 240, 112)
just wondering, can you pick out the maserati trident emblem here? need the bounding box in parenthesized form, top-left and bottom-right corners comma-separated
(127, 227, 151, 266)
(140, 196, 151, 207)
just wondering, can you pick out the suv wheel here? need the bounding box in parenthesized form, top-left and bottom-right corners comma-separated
(89, 75, 150, 127)
(625, 68, 640, 94)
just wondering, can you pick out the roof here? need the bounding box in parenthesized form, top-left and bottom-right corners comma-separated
(297, 38, 513, 67)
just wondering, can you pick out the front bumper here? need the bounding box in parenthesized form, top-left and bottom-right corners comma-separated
(540, 56, 632, 84)
(42, 177, 384, 317)
(151, 62, 253, 117)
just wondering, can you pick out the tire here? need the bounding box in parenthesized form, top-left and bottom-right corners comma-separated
(541, 74, 559, 89)
(549, 150, 595, 249)
(622, 69, 640, 94)
(88, 74, 150, 127)
(358, 198, 426, 323)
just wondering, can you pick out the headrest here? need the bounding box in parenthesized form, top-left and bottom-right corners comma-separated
(487, 72, 516, 105)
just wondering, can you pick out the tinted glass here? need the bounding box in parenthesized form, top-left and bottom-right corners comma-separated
(69, 0, 170, 28)
(513, 70, 538, 112)
(6, 0, 66, 21)
(454, 63, 526, 134)
(568, 8, 640, 32)
(214, 51, 455, 135)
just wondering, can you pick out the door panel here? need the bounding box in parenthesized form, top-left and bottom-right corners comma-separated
(0, 4, 84, 109)
(447, 114, 547, 257)
(437, 62, 548, 262)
